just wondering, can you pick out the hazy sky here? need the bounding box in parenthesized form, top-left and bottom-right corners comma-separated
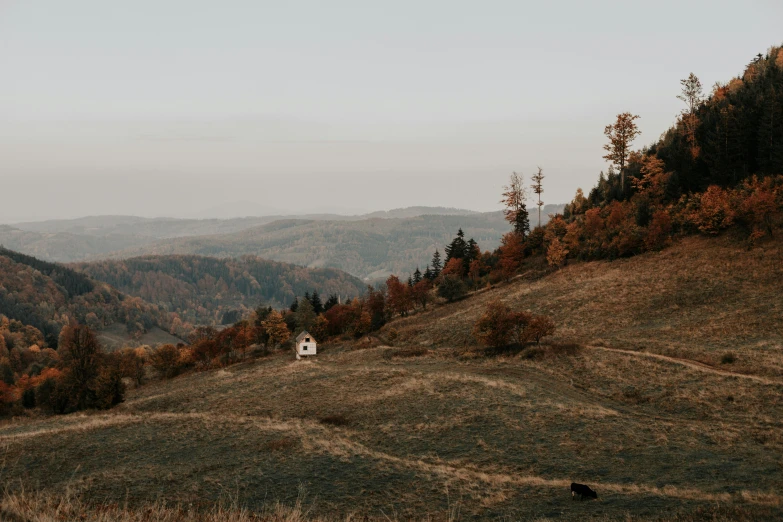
(1, 1, 782, 222)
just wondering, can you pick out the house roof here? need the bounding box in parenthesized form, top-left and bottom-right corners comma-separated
(296, 331, 315, 342)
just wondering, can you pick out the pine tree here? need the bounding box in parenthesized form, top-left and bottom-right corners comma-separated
(445, 229, 467, 262)
(407, 276, 414, 287)
(463, 238, 479, 274)
(311, 290, 323, 315)
(324, 294, 339, 312)
(289, 297, 299, 313)
(431, 250, 443, 278)
(423, 265, 433, 281)
(413, 267, 422, 284)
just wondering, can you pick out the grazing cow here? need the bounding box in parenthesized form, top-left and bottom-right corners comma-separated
(571, 482, 598, 500)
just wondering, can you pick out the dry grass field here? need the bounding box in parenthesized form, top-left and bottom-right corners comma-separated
(2, 235, 782, 520)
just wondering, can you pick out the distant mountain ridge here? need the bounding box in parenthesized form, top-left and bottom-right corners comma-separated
(1, 204, 565, 278)
(103, 205, 564, 281)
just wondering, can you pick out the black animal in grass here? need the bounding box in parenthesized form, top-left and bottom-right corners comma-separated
(571, 482, 598, 500)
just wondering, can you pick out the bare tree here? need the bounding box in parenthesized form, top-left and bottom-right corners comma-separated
(531, 167, 545, 227)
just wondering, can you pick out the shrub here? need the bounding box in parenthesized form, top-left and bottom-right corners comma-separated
(527, 315, 556, 345)
(319, 414, 350, 426)
(692, 185, 735, 234)
(721, 352, 737, 365)
(472, 301, 516, 349)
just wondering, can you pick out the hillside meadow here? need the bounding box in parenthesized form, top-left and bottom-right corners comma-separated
(1, 234, 781, 520)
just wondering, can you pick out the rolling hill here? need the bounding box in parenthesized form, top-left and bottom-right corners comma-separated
(2, 233, 781, 520)
(75, 255, 366, 325)
(102, 207, 563, 281)
(1, 206, 563, 278)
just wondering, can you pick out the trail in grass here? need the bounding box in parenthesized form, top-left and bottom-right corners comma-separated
(589, 345, 783, 386)
(2, 410, 780, 506)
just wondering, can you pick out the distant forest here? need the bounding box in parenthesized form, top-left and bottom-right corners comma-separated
(75, 255, 366, 325)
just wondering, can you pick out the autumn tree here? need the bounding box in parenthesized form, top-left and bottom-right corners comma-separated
(501, 172, 530, 237)
(59, 324, 103, 410)
(546, 237, 569, 269)
(603, 113, 641, 192)
(498, 232, 524, 280)
(261, 310, 290, 348)
(410, 279, 432, 309)
(386, 275, 412, 317)
(440, 257, 464, 278)
(151, 344, 182, 378)
(633, 155, 671, 200)
(311, 315, 329, 342)
(531, 167, 545, 227)
(692, 185, 735, 234)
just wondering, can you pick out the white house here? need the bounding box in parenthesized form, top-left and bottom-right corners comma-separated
(295, 331, 317, 360)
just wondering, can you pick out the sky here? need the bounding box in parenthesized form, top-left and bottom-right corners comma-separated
(1, 0, 782, 222)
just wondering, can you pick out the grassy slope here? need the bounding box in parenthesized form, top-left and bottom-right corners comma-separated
(1, 235, 781, 520)
(389, 234, 783, 378)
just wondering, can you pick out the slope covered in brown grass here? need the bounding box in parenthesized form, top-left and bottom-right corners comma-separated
(388, 234, 783, 379)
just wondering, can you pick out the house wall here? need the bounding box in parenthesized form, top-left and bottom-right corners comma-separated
(297, 341, 317, 355)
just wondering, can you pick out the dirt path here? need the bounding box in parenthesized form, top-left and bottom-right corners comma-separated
(588, 345, 783, 386)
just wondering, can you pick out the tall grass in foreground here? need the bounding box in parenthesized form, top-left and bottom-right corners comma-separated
(0, 488, 771, 522)
(0, 487, 319, 522)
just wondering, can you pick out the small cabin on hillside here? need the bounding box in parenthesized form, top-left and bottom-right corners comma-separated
(295, 331, 317, 360)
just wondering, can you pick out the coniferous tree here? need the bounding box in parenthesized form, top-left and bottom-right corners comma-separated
(311, 290, 323, 315)
(412, 267, 422, 284)
(423, 265, 433, 281)
(463, 238, 479, 275)
(430, 250, 443, 278)
(445, 229, 467, 262)
(289, 297, 299, 313)
(324, 294, 339, 312)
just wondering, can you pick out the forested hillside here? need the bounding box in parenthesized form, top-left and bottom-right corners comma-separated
(103, 209, 560, 280)
(0, 248, 176, 347)
(75, 255, 366, 325)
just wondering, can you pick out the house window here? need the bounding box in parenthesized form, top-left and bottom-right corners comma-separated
(302, 346, 307, 351)
(305, 338, 310, 342)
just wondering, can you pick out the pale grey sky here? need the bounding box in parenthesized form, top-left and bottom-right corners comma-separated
(1, 0, 781, 222)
